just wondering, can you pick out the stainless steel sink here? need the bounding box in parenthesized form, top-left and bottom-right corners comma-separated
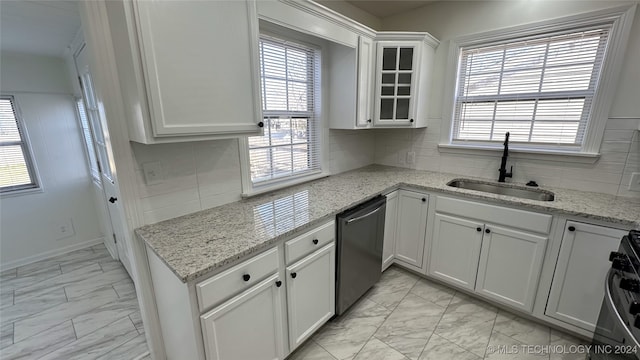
(447, 179, 555, 201)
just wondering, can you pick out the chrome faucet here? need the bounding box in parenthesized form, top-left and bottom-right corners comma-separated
(498, 132, 512, 182)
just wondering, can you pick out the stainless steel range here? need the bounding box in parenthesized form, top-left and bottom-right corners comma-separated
(591, 230, 640, 359)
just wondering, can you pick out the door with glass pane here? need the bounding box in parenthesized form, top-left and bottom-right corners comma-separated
(374, 41, 419, 126)
(74, 44, 133, 278)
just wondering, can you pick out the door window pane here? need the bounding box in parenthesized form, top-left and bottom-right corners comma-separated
(380, 99, 394, 119)
(396, 99, 410, 119)
(399, 48, 414, 70)
(382, 48, 397, 70)
(398, 73, 411, 84)
(397, 87, 411, 96)
(381, 73, 395, 84)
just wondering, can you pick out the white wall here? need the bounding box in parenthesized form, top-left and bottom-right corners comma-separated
(376, 1, 640, 197)
(0, 52, 102, 268)
(131, 130, 375, 225)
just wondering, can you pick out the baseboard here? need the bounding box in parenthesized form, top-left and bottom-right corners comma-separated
(0, 237, 105, 272)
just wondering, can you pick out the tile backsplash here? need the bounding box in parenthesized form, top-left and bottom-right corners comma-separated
(131, 139, 242, 225)
(131, 129, 375, 225)
(375, 117, 640, 198)
(131, 117, 637, 226)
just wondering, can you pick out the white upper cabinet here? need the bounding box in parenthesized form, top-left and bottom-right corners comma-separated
(135, 0, 262, 137)
(356, 35, 376, 128)
(108, 0, 263, 143)
(330, 33, 438, 130)
(372, 33, 437, 128)
(374, 41, 419, 126)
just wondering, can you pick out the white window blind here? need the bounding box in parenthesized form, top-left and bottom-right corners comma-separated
(0, 96, 38, 193)
(76, 98, 100, 181)
(453, 25, 611, 149)
(248, 35, 320, 185)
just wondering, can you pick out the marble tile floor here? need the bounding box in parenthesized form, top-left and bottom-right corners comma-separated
(0, 244, 149, 360)
(290, 266, 590, 360)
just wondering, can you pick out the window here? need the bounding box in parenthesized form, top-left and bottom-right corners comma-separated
(453, 26, 609, 150)
(0, 96, 39, 193)
(246, 35, 321, 188)
(444, 6, 636, 156)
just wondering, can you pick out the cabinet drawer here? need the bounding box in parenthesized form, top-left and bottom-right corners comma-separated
(196, 247, 279, 312)
(285, 221, 335, 265)
(435, 196, 552, 234)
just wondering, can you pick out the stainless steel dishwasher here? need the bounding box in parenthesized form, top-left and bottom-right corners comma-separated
(336, 195, 386, 315)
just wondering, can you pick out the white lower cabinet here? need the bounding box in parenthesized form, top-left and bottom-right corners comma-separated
(196, 220, 336, 360)
(200, 274, 286, 360)
(286, 243, 336, 351)
(428, 197, 550, 312)
(429, 213, 483, 290)
(546, 221, 627, 332)
(394, 190, 428, 269)
(476, 224, 547, 312)
(382, 191, 398, 271)
(381, 190, 428, 271)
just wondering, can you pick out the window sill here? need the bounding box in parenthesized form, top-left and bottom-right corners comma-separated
(437, 143, 600, 164)
(1, 186, 43, 199)
(242, 171, 329, 198)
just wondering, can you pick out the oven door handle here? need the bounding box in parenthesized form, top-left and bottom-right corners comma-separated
(603, 268, 640, 350)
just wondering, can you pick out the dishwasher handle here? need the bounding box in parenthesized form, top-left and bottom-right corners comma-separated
(346, 206, 382, 224)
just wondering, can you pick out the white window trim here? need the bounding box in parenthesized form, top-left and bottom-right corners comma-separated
(239, 26, 330, 197)
(439, 4, 637, 160)
(0, 94, 44, 198)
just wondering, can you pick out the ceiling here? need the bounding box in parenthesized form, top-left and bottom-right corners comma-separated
(344, 0, 438, 18)
(0, 1, 81, 57)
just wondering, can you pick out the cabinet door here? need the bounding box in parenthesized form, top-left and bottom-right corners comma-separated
(135, 0, 261, 136)
(357, 36, 375, 127)
(286, 243, 336, 351)
(374, 41, 420, 127)
(200, 274, 285, 360)
(429, 213, 483, 290)
(546, 222, 627, 332)
(382, 191, 398, 271)
(475, 225, 548, 312)
(394, 190, 428, 269)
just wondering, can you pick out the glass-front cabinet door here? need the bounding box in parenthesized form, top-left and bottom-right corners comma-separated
(374, 41, 420, 126)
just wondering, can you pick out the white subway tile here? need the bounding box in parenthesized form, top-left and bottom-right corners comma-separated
(605, 118, 640, 130)
(142, 199, 201, 224)
(563, 169, 622, 184)
(200, 192, 242, 211)
(601, 141, 632, 153)
(139, 188, 200, 212)
(603, 129, 635, 142)
(559, 178, 618, 195)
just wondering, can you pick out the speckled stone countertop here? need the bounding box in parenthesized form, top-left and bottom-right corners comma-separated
(136, 165, 640, 283)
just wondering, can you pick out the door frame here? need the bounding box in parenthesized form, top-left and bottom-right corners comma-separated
(73, 42, 120, 262)
(77, 1, 166, 358)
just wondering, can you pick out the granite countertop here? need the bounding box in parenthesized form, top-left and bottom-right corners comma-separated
(136, 165, 640, 283)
